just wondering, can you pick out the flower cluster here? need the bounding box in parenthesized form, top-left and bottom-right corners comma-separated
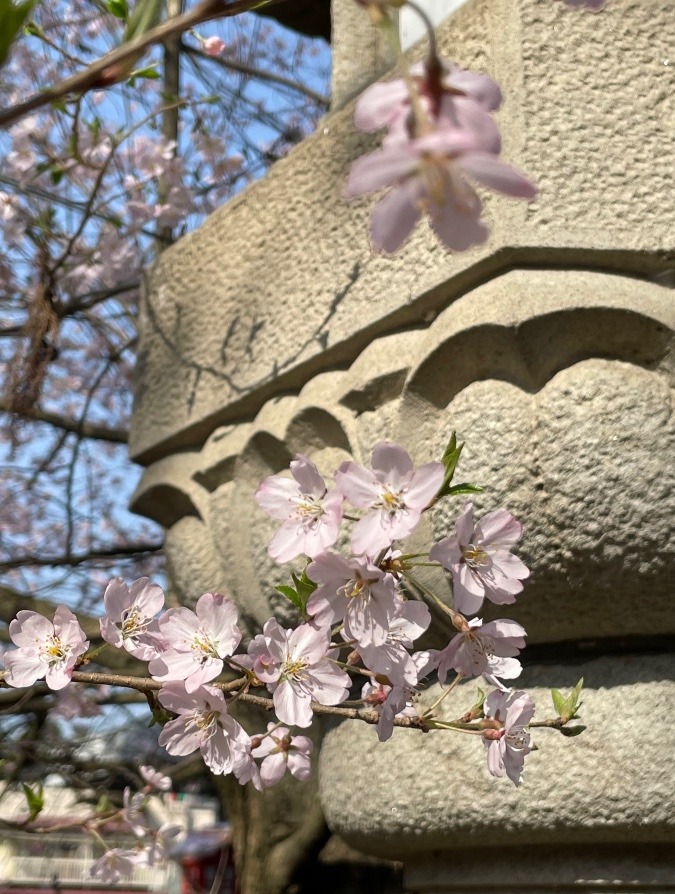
(346, 57, 536, 254)
(1, 435, 547, 792)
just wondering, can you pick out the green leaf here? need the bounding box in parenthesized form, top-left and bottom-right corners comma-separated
(551, 688, 567, 716)
(21, 782, 44, 822)
(130, 65, 160, 79)
(50, 168, 64, 185)
(124, 0, 163, 43)
(554, 678, 584, 723)
(276, 570, 317, 615)
(0, 0, 37, 68)
(559, 724, 587, 737)
(95, 793, 112, 814)
(106, 0, 128, 18)
(275, 585, 305, 613)
(445, 482, 484, 496)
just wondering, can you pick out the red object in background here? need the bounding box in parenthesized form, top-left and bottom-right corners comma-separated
(171, 825, 236, 894)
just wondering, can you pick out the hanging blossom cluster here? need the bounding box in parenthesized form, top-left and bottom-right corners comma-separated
(346, 0, 605, 254)
(1, 434, 586, 867)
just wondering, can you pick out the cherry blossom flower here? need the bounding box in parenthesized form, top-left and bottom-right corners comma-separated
(307, 551, 400, 647)
(232, 739, 263, 791)
(430, 503, 530, 615)
(436, 617, 526, 682)
(4, 606, 89, 690)
(362, 680, 417, 742)
(335, 442, 444, 556)
(203, 36, 226, 56)
(252, 722, 313, 786)
(255, 620, 350, 727)
(347, 95, 536, 255)
(354, 60, 502, 137)
(149, 593, 241, 693)
(100, 577, 165, 661)
(482, 689, 535, 786)
(90, 849, 139, 884)
(52, 683, 107, 720)
(158, 682, 251, 776)
(356, 600, 431, 687)
(255, 455, 344, 562)
(123, 788, 148, 838)
(143, 824, 182, 866)
(139, 765, 172, 792)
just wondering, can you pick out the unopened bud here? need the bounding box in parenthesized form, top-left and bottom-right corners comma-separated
(346, 650, 361, 666)
(250, 736, 263, 749)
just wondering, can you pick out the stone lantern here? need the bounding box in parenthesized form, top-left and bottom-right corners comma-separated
(130, 0, 675, 889)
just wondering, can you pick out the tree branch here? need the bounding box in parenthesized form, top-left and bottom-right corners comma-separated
(0, 543, 163, 569)
(182, 43, 329, 106)
(0, 399, 129, 442)
(0, 0, 286, 129)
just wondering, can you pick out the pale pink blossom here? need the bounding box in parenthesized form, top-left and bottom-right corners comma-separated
(430, 503, 530, 615)
(335, 442, 444, 556)
(232, 740, 263, 791)
(139, 765, 172, 792)
(52, 684, 106, 720)
(4, 606, 89, 690)
(347, 102, 536, 254)
(255, 455, 344, 562)
(482, 689, 535, 786)
(144, 824, 182, 866)
(252, 722, 313, 787)
(436, 617, 526, 682)
(123, 788, 148, 838)
(356, 601, 431, 687)
(361, 680, 417, 742)
(203, 35, 226, 56)
(100, 577, 165, 661)
(149, 593, 241, 693)
(354, 60, 502, 136)
(254, 620, 350, 728)
(158, 682, 250, 776)
(307, 551, 400, 647)
(90, 849, 139, 884)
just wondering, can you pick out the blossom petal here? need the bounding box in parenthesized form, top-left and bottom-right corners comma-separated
(354, 79, 409, 132)
(460, 153, 537, 199)
(345, 146, 418, 197)
(370, 178, 423, 254)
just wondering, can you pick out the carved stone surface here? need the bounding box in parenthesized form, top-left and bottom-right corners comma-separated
(132, 269, 675, 643)
(319, 654, 675, 858)
(129, 0, 674, 463)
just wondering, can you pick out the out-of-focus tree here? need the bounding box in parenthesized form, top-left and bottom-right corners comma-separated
(0, 3, 329, 879)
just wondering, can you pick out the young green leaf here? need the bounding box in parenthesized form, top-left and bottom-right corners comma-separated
(106, 0, 128, 19)
(0, 0, 37, 68)
(21, 782, 44, 822)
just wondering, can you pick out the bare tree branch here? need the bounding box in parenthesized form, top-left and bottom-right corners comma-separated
(0, 543, 163, 570)
(182, 43, 329, 106)
(0, 400, 129, 442)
